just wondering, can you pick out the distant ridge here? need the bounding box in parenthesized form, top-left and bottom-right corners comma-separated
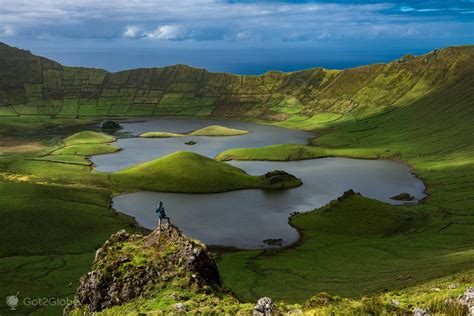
(0, 42, 472, 120)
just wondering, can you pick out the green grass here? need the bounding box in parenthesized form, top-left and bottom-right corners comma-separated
(63, 131, 115, 145)
(140, 131, 184, 138)
(30, 154, 92, 165)
(189, 125, 248, 136)
(215, 144, 328, 161)
(140, 125, 249, 138)
(51, 143, 120, 156)
(0, 181, 137, 315)
(292, 192, 424, 236)
(217, 74, 474, 303)
(111, 151, 263, 193)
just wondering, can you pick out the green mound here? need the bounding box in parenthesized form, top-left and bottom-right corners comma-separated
(293, 190, 423, 236)
(111, 151, 261, 193)
(63, 131, 115, 145)
(52, 143, 120, 156)
(140, 125, 248, 138)
(140, 131, 184, 138)
(216, 144, 328, 161)
(189, 125, 248, 136)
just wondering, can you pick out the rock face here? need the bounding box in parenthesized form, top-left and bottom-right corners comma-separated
(253, 297, 276, 316)
(261, 170, 302, 190)
(65, 226, 221, 313)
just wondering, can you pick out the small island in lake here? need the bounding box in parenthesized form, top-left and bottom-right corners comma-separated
(140, 125, 249, 138)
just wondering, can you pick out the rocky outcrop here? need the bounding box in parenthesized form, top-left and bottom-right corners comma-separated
(337, 189, 361, 201)
(261, 170, 302, 190)
(390, 193, 414, 201)
(460, 287, 474, 316)
(65, 225, 221, 313)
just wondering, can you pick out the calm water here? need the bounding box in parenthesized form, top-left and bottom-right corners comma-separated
(92, 118, 426, 249)
(91, 117, 312, 172)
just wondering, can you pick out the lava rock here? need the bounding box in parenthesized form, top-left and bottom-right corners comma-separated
(263, 238, 283, 246)
(459, 287, 474, 315)
(390, 193, 414, 201)
(174, 303, 187, 312)
(253, 297, 276, 316)
(413, 307, 431, 316)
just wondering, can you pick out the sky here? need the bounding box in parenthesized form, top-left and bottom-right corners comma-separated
(0, 0, 473, 74)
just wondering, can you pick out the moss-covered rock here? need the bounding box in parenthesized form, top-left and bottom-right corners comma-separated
(65, 226, 224, 313)
(261, 170, 302, 190)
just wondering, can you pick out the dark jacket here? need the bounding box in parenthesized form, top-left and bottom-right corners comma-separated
(156, 206, 166, 219)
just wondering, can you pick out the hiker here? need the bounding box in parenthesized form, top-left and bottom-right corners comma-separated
(156, 201, 170, 228)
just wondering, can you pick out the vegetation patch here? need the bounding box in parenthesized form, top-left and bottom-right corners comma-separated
(63, 131, 115, 145)
(140, 125, 248, 138)
(51, 143, 120, 156)
(216, 144, 328, 161)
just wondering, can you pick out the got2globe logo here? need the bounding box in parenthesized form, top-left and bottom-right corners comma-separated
(6, 294, 19, 310)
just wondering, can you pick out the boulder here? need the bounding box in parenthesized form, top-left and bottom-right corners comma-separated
(459, 287, 474, 315)
(390, 193, 414, 201)
(253, 297, 276, 316)
(263, 238, 283, 246)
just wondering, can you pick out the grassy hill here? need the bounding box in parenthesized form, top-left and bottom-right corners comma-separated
(0, 42, 472, 123)
(111, 151, 262, 193)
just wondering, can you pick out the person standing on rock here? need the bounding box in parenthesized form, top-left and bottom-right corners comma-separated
(156, 201, 171, 229)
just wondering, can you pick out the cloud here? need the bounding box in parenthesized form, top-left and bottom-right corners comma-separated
(400, 6, 415, 12)
(146, 25, 185, 40)
(0, 25, 15, 37)
(123, 26, 143, 39)
(0, 0, 472, 44)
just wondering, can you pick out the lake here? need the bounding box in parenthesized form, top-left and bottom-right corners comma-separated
(92, 118, 426, 249)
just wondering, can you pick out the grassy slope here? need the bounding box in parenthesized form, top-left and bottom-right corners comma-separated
(218, 72, 474, 302)
(0, 181, 137, 315)
(0, 42, 472, 123)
